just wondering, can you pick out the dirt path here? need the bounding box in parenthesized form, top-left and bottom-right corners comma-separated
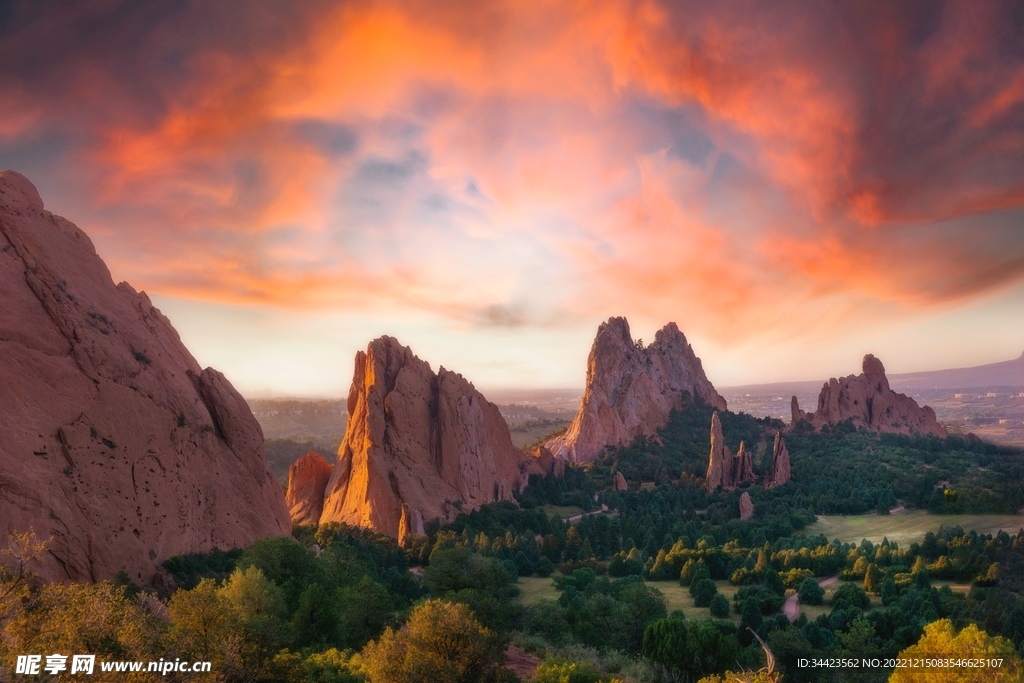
(784, 575, 838, 622)
(505, 645, 541, 680)
(564, 504, 609, 523)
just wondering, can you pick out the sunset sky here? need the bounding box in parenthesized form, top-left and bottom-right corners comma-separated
(3, 0, 1024, 396)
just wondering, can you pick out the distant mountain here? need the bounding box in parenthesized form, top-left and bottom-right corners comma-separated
(888, 351, 1024, 390)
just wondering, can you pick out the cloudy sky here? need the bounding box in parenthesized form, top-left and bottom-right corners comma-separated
(3, 0, 1024, 396)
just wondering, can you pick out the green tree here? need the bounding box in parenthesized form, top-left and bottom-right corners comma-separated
(797, 577, 824, 605)
(692, 579, 718, 608)
(643, 618, 736, 682)
(709, 593, 730, 618)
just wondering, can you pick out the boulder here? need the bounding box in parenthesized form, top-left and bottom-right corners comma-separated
(739, 492, 754, 520)
(548, 317, 725, 462)
(613, 470, 629, 491)
(285, 452, 333, 525)
(0, 171, 290, 584)
(314, 337, 528, 543)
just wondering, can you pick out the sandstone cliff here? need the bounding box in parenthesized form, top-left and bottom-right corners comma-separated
(0, 171, 290, 584)
(548, 317, 726, 463)
(315, 337, 529, 542)
(791, 355, 946, 438)
(285, 452, 333, 525)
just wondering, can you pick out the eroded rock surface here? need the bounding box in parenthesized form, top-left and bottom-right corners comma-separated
(285, 452, 333, 525)
(791, 355, 946, 438)
(548, 317, 726, 462)
(739, 492, 754, 520)
(765, 433, 791, 489)
(0, 171, 290, 584)
(613, 471, 629, 491)
(315, 337, 529, 542)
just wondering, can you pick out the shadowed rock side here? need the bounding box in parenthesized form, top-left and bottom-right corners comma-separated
(705, 412, 756, 492)
(547, 317, 727, 463)
(791, 354, 946, 438)
(316, 337, 529, 543)
(0, 171, 290, 584)
(766, 433, 791, 489)
(739, 492, 754, 520)
(285, 452, 333, 525)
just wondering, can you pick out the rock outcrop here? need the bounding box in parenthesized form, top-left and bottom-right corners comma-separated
(791, 355, 946, 438)
(765, 433, 791, 489)
(285, 452, 333, 525)
(0, 171, 290, 584)
(739, 492, 754, 520)
(706, 413, 756, 492)
(613, 471, 629, 491)
(705, 412, 728, 491)
(734, 442, 754, 484)
(547, 317, 726, 462)
(313, 337, 529, 543)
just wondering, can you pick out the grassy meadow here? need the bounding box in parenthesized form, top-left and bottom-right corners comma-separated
(516, 576, 742, 624)
(807, 510, 1024, 546)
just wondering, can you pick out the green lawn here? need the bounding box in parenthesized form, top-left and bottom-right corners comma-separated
(516, 576, 561, 604)
(807, 511, 1024, 546)
(516, 576, 742, 624)
(540, 504, 586, 519)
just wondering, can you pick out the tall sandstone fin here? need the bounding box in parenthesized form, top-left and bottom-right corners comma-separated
(315, 337, 528, 539)
(0, 171, 290, 584)
(548, 317, 726, 462)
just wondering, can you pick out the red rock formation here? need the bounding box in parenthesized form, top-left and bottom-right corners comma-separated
(0, 171, 290, 584)
(739, 492, 754, 520)
(792, 355, 946, 438)
(286, 452, 333, 525)
(765, 433, 791, 489)
(316, 337, 528, 543)
(705, 412, 728, 491)
(733, 441, 755, 485)
(707, 413, 757, 492)
(613, 471, 629, 491)
(548, 317, 726, 462)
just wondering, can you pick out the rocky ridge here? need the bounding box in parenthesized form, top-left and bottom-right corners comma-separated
(0, 171, 290, 584)
(548, 317, 726, 463)
(791, 355, 946, 438)
(303, 336, 533, 543)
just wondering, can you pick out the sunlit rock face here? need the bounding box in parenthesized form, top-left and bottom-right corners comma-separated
(0, 171, 290, 584)
(315, 336, 529, 543)
(791, 354, 946, 438)
(548, 317, 727, 463)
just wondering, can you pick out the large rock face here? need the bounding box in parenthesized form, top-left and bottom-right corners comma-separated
(0, 171, 290, 584)
(315, 337, 528, 542)
(791, 355, 946, 438)
(548, 317, 726, 462)
(285, 452, 333, 525)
